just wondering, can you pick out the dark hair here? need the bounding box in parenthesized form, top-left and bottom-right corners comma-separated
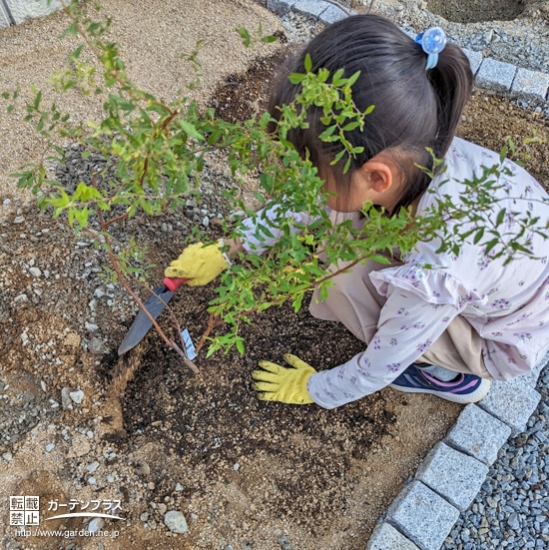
(268, 14, 473, 212)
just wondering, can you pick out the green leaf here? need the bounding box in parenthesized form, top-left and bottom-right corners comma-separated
(236, 27, 251, 47)
(235, 338, 245, 354)
(261, 35, 278, 44)
(34, 91, 42, 110)
(346, 70, 361, 87)
(473, 227, 485, 244)
(319, 125, 337, 141)
(304, 53, 312, 73)
(484, 238, 499, 255)
(68, 44, 85, 61)
(288, 73, 305, 85)
(496, 208, 506, 227)
(60, 22, 78, 39)
(332, 68, 345, 87)
(179, 120, 204, 142)
(499, 145, 508, 164)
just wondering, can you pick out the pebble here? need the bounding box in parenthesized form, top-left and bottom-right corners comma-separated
(3, 452, 13, 461)
(86, 461, 100, 473)
(164, 510, 188, 533)
(69, 390, 84, 404)
(29, 267, 41, 277)
(61, 387, 73, 410)
(137, 461, 151, 476)
(45, 443, 55, 452)
(175, 482, 184, 491)
(13, 294, 28, 305)
(84, 322, 99, 333)
(13, 216, 25, 224)
(87, 518, 104, 532)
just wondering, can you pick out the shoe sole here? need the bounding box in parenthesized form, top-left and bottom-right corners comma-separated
(389, 378, 491, 404)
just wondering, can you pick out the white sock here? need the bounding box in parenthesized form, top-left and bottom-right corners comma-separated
(418, 365, 459, 382)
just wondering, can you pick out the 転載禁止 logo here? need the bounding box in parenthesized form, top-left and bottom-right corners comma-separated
(10, 495, 125, 527)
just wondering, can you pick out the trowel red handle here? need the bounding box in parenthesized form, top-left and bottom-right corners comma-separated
(163, 277, 189, 292)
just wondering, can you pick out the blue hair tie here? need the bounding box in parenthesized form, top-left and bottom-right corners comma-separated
(415, 27, 447, 70)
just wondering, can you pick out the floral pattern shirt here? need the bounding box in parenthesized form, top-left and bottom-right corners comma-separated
(241, 137, 549, 409)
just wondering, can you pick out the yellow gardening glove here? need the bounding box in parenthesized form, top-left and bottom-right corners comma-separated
(164, 241, 229, 286)
(251, 354, 316, 405)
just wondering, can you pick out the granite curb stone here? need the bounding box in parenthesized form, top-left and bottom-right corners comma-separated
(386, 481, 460, 550)
(445, 403, 511, 466)
(474, 57, 517, 93)
(0, 5, 10, 29)
(414, 442, 489, 511)
(462, 48, 483, 76)
(366, 523, 421, 550)
(266, 0, 296, 16)
(319, 4, 351, 25)
(477, 377, 541, 435)
(511, 68, 549, 102)
(4, 0, 63, 24)
(292, 0, 331, 18)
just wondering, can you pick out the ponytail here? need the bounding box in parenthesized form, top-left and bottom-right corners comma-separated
(427, 43, 473, 159)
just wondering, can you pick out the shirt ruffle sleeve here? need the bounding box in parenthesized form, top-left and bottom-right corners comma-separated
(369, 265, 487, 311)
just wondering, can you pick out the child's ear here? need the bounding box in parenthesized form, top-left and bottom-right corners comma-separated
(357, 159, 393, 193)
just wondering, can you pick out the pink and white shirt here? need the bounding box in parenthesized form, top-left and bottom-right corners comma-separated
(241, 138, 549, 409)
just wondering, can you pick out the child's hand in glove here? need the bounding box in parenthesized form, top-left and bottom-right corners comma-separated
(251, 354, 316, 405)
(165, 241, 229, 286)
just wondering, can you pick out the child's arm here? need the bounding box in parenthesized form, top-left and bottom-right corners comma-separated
(252, 286, 461, 407)
(307, 287, 460, 408)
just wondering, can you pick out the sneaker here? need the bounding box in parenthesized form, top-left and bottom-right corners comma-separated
(389, 364, 491, 404)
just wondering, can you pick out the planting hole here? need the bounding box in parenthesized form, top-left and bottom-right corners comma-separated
(426, 0, 525, 24)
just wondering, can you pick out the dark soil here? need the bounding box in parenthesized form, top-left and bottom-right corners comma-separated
(120, 288, 397, 526)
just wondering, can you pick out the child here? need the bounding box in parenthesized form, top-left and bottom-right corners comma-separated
(166, 14, 549, 409)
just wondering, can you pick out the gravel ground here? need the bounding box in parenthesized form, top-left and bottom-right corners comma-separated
(442, 364, 549, 550)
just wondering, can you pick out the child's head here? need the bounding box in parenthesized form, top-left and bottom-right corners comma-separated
(269, 14, 473, 213)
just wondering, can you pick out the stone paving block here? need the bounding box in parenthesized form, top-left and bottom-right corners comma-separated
(475, 57, 517, 93)
(445, 404, 511, 466)
(0, 4, 11, 28)
(5, 0, 63, 24)
(318, 4, 351, 25)
(478, 377, 541, 435)
(519, 352, 549, 388)
(414, 442, 489, 511)
(367, 523, 421, 550)
(267, 0, 297, 15)
(511, 67, 549, 102)
(386, 481, 459, 550)
(293, 0, 330, 18)
(462, 48, 483, 75)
